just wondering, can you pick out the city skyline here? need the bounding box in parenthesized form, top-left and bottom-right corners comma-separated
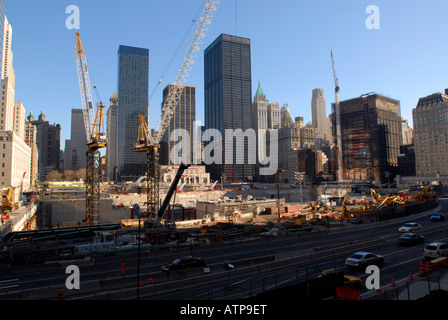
(6, 0, 448, 145)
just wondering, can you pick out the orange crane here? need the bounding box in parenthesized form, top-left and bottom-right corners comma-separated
(75, 32, 107, 226)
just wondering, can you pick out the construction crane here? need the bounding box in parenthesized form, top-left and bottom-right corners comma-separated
(331, 50, 343, 183)
(75, 32, 107, 226)
(134, 0, 220, 221)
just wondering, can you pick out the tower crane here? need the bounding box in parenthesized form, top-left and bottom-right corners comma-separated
(331, 50, 343, 183)
(134, 0, 220, 221)
(75, 32, 107, 226)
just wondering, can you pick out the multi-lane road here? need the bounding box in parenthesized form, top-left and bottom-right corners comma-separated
(0, 198, 447, 300)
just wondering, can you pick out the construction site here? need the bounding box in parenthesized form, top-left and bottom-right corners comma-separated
(0, 0, 442, 267)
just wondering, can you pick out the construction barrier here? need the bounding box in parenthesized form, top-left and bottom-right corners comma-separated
(425, 261, 433, 274)
(147, 278, 153, 285)
(430, 257, 447, 271)
(419, 261, 426, 276)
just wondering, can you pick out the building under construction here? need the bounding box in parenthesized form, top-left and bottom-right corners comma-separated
(333, 93, 402, 184)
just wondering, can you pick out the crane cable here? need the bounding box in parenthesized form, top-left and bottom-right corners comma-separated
(148, 0, 206, 105)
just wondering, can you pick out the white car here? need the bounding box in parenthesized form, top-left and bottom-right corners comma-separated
(424, 242, 448, 259)
(345, 251, 384, 269)
(398, 222, 422, 233)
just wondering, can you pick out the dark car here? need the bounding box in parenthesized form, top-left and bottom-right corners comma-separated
(430, 212, 445, 221)
(161, 256, 207, 272)
(398, 232, 424, 245)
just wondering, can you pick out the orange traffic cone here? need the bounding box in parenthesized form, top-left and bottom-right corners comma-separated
(419, 261, 426, 276)
(391, 277, 396, 287)
(409, 272, 414, 281)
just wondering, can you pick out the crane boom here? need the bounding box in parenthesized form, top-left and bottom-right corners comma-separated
(331, 50, 343, 183)
(152, 0, 221, 144)
(75, 32, 95, 141)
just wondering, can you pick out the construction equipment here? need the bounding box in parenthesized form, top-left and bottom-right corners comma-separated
(331, 50, 343, 183)
(134, 0, 220, 220)
(75, 32, 107, 226)
(1, 187, 13, 218)
(143, 164, 190, 245)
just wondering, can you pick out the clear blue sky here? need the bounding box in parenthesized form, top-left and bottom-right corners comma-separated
(6, 0, 448, 145)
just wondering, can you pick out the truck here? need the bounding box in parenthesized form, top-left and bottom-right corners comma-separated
(141, 164, 190, 245)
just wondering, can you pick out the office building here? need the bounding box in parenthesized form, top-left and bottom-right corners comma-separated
(204, 34, 253, 181)
(413, 90, 448, 176)
(0, 130, 31, 191)
(117, 45, 149, 181)
(106, 91, 118, 181)
(160, 84, 196, 166)
(335, 93, 402, 183)
(0, 1, 7, 75)
(28, 111, 61, 181)
(24, 119, 38, 187)
(63, 108, 88, 170)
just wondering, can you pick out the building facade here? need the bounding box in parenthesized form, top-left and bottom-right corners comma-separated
(24, 120, 38, 187)
(28, 111, 61, 181)
(106, 91, 118, 181)
(204, 34, 253, 182)
(64, 108, 88, 171)
(160, 84, 196, 166)
(117, 45, 149, 181)
(335, 93, 402, 183)
(0, 130, 31, 191)
(412, 90, 448, 176)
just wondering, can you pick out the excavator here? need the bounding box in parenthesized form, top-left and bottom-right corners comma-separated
(141, 163, 191, 245)
(1, 187, 13, 220)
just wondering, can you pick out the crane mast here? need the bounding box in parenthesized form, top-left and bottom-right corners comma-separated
(75, 32, 107, 226)
(331, 50, 343, 183)
(75, 32, 95, 140)
(135, 0, 220, 221)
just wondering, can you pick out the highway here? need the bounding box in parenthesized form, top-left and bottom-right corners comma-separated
(0, 198, 447, 300)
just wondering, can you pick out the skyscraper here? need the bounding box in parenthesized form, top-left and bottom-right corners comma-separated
(312, 88, 332, 145)
(413, 90, 448, 176)
(28, 111, 61, 181)
(160, 84, 196, 165)
(106, 91, 118, 181)
(0, 0, 7, 73)
(204, 34, 253, 182)
(64, 109, 88, 170)
(335, 93, 402, 183)
(117, 45, 149, 181)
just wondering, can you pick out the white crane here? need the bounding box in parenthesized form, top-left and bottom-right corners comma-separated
(135, 0, 221, 220)
(152, 0, 221, 145)
(331, 50, 343, 183)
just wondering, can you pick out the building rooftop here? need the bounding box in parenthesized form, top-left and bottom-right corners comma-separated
(416, 92, 448, 108)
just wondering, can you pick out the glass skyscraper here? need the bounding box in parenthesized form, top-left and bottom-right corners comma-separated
(117, 45, 149, 181)
(204, 34, 253, 182)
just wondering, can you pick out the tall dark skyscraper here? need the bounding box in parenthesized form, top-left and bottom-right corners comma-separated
(204, 34, 253, 182)
(117, 45, 149, 181)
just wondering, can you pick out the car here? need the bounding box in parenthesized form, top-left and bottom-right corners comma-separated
(430, 212, 445, 221)
(424, 242, 448, 259)
(398, 222, 422, 233)
(345, 251, 384, 269)
(398, 233, 424, 245)
(161, 256, 207, 272)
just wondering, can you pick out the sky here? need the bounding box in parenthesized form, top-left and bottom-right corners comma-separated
(5, 0, 448, 146)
